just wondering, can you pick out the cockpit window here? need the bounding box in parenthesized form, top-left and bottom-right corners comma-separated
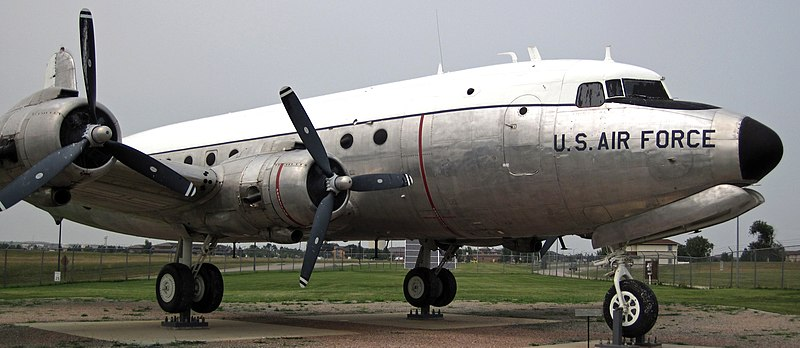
(622, 79, 669, 99)
(606, 79, 624, 97)
(576, 82, 604, 108)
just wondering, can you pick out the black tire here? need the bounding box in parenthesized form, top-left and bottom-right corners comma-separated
(602, 279, 659, 338)
(432, 268, 457, 307)
(403, 267, 441, 307)
(191, 263, 224, 313)
(156, 263, 193, 313)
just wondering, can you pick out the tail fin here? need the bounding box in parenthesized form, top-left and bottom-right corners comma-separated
(43, 47, 77, 90)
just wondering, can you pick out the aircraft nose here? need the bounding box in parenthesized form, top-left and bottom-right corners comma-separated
(739, 117, 783, 181)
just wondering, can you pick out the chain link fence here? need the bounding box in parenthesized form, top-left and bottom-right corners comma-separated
(0, 246, 405, 288)
(1, 244, 797, 289)
(535, 245, 800, 289)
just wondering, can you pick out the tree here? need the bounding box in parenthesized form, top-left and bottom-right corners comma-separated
(684, 236, 714, 258)
(742, 220, 784, 261)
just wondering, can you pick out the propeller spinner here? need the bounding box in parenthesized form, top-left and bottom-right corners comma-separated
(0, 9, 196, 211)
(279, 87, 413, 288)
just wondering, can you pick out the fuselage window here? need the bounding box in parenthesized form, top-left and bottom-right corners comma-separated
(183, 156, 193, 165)
(606, 79, 624, 97)
(622, 79, 669, 99)
(576, 82, 604, 108)
(205, 152, 216, 166)
(340, 133, 354, 149)
(373, 129, 388, 145)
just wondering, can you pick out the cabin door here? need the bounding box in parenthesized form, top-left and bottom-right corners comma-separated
(502, 94, 543, 176)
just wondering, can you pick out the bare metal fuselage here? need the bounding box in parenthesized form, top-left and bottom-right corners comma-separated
(2, 59, 779, 249)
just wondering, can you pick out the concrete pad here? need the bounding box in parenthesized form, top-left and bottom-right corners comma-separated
(23, 319, 354, 345)
(293, 312, 556, 330)
(535, 341, 717, 348)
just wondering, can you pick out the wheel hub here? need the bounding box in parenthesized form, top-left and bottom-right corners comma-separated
(609, 290, 640, 326)
(407, 276, 425, 299)
(159, 274, 176, 302)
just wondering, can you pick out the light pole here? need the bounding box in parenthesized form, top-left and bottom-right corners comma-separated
(736, 216, 740, 288)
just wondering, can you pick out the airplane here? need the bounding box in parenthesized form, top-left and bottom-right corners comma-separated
(0, 9, 783, 338)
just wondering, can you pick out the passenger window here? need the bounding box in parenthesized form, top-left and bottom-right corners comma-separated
(606, 79, 623, 98)
(576, 82, 604, 108)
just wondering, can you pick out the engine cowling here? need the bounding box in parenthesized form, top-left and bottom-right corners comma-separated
(206, 150, 350, 243)
(0, 89, 120, 189)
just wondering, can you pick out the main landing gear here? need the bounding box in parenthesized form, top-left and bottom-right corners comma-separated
(595, 247, 659, 339)
(156, 234, 224, 327)
(403, 241, 458, 318)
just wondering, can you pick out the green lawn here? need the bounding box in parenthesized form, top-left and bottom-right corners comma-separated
(1, 268, 798, 315)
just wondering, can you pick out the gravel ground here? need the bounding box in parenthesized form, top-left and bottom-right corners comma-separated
(0, 299, 798, 347)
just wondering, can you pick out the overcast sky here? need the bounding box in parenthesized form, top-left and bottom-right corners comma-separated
(0, 1, 797, 254)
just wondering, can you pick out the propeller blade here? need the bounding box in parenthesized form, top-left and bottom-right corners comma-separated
(299, 192, 335, 288)
(350, 173, 413, 192)
(79, 8, 97, 122)
(102, 140, 196, 197)
(0, 139, 88, 211)
(279, 87, 332, 177)
(539, 237, 558, 259)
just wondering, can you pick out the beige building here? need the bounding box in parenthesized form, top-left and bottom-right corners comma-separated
(626, 239, 678, 265)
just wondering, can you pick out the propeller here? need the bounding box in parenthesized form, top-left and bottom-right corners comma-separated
(279, 87, 413, 288)
(79, 8, 97, 123)
(0, 8, 196, 212)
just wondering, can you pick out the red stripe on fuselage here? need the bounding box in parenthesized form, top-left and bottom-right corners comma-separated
(417, 115, 458, 235)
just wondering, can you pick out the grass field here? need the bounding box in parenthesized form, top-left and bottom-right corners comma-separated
(1, 267, 798, 316)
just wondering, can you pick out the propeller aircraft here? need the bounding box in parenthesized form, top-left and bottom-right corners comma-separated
(0, 9, 783, 338)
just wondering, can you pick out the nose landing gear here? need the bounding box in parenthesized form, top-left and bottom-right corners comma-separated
(595, 248, 659, 339)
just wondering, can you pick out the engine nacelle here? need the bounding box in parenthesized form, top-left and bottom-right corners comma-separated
(0, 88, 120, 189)
(502, 237, 543, 253)
(207, 150, 349, 242)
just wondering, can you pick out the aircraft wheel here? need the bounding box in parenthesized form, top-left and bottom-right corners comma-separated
(432, 268, 457, 307)
(191, 263, 224, 313)
(403, 267, 441, 307)
(602, 279, 658, 338)
(156, 263, 193, 313)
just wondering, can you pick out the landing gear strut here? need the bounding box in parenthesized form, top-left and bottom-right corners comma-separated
(157, 234, 224, 327)
(403, 241, 458, 319)
(595, 247, 659, 338)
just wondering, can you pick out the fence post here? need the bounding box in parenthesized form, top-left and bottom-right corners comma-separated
(729, 257, 733, 288)
(753, 249, 758, 288)
(39, 249, 45, 285)
(99, 248, 104, 281)
(2, 249, 7, 288)
(673, 257, 676, 286)
(70, 249, 75, 283)
(125, 249, 129, 281)
(781, 254, 785, 289)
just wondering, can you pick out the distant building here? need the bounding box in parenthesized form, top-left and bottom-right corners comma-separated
(626, 239, 678, 265)
(404, 240, 456, 269)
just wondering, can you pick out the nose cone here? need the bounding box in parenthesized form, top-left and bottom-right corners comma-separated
(739, 117, 783, 181)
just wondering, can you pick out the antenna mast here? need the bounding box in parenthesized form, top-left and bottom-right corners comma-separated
(436, 10, 445, 73)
